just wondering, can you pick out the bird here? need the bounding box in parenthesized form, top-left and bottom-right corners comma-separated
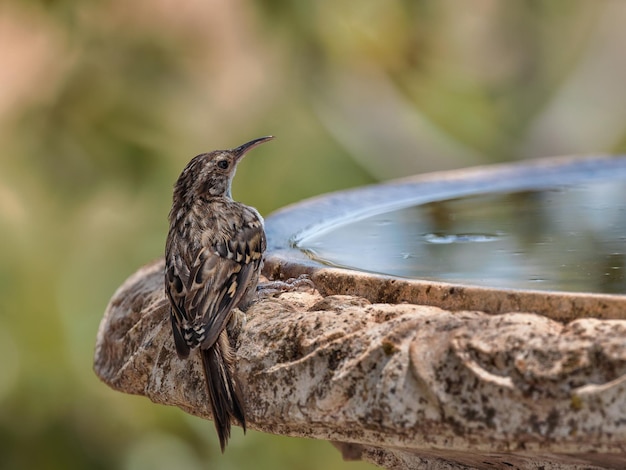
(164, 136, 273, 452)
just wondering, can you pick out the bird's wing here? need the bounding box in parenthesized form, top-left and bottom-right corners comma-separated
(166, 218, 265, 352)
(166, 249, 193, 358)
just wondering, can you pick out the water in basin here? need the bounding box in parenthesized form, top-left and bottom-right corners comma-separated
(297, 180, 626, 294)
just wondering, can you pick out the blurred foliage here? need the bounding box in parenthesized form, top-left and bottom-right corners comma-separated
(1, 0, 626, 468)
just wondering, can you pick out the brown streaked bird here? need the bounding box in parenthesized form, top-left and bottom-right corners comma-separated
(164, 136, 273, 451)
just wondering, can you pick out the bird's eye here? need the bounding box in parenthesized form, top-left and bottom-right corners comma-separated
(217, 160, 229, 170)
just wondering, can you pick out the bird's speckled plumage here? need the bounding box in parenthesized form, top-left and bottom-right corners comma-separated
(164, 136, 272, 451)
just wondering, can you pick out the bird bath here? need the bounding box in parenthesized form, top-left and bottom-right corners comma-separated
(95, 155, 626, 470)
(263, 155, 626, 321)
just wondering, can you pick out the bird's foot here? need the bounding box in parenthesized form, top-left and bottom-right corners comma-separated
(257, 274, 315, 298)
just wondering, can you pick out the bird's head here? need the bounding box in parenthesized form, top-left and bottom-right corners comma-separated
(173, 136, 274, 204)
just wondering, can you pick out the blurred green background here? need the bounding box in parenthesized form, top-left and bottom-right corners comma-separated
(2, 1, 626, 469)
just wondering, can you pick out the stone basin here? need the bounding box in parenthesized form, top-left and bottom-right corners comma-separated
(95, 155, 626, 470)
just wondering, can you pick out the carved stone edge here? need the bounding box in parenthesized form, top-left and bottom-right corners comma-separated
(94, 259, 626, 469)
(262, 254, 626, 322)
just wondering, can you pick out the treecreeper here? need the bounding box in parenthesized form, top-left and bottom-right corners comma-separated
(164, 136, 273, 451)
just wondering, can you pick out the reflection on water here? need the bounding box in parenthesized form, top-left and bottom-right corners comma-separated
(298, 180, 626, 294)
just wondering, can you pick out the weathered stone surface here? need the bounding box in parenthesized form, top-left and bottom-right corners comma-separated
(94, 259, 626, 469)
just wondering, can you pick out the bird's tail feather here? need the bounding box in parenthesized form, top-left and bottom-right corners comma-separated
(200, 330, 246, 452)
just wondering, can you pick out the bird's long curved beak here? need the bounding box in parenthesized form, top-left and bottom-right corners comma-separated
(233, 136, 275, 160)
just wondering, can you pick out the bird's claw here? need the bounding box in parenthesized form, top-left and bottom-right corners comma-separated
(257, 274, 315, 298)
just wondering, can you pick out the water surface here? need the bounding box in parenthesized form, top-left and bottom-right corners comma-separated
(298, 180, 626, 294)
